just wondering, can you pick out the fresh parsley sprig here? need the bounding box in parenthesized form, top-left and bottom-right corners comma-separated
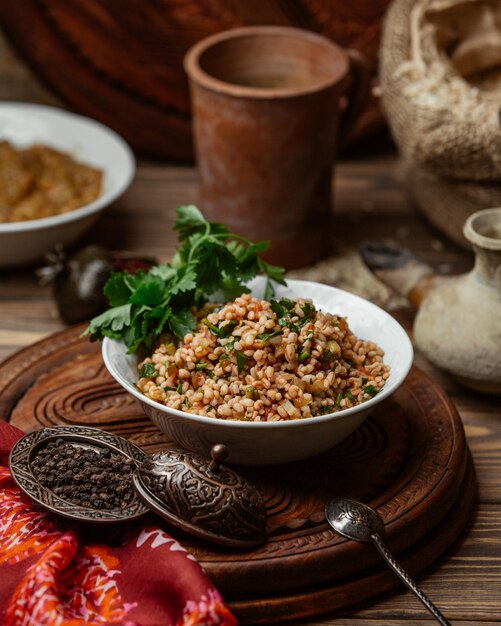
(83, 205, 286, 352)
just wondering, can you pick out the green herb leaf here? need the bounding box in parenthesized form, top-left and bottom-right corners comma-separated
(170, 309, 196, 339)
(225, 338, 236, 352)
(363, 384, 379, 397)
(245, 386, 258, 400)
(104, 273, 133, 307)
(298, 350, 310, 363)
(261, 260, 287, 300)
(82, 304, 132, 340)
(173, 205, 207, 241)
(203, 319, 222, 336)
(256, 329, 283, 343)
(221, 276, 248, 301)
(220, 320, 238, 337)
(300, 302, 315, 319)
(150, 305, 172, 336)
(270, 298, 294, 318)
(202, 319, 238, 339)
(140, 363, 157, 377)
(130, 280, 164, 307)
(236, 351, 247, 373)
(263, 279, 274, 302)
(195, 239, 236, 294)
(235, 241, 269, 281)
(262, 260, 286, 284)
(150, 264, 177, 281)
(169, 264, 197, 295)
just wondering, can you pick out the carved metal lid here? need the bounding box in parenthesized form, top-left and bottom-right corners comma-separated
(133, 444, 267, 549)
(9, 427, 267, 550)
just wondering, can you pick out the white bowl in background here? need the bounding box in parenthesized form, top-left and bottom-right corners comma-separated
(102, 278, 414, 465)
(0, 103, 135, 267)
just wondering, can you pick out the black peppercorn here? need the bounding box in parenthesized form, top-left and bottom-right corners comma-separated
(31, 440, 135, 510)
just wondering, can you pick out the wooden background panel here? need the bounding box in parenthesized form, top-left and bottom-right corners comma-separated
(0, 28, 59, 105)
(0, 0, 389, 159)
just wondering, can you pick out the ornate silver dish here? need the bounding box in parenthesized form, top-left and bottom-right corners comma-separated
(9, 425, 267, 548)
(9, 425, 150, 523)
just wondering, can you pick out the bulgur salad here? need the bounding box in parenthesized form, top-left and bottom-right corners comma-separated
(137, 294, 390, 422)
(85, 205, 390, 422)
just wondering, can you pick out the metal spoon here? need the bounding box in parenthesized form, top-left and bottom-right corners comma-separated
(325, 498, 451, 626)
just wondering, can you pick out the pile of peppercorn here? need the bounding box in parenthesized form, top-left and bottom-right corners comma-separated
(31, 439, 135, 510)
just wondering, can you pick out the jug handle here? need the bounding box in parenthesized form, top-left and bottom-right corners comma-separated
(338, 49, 371, 152)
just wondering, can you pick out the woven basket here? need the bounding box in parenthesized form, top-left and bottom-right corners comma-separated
(409, 165, 501, 248)
(380, 0, 501, 182)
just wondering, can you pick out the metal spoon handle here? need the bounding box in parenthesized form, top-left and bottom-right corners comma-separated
(371, 532, 451, 626)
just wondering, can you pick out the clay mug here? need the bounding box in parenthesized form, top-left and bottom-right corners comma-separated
(184, 26, 369, 268)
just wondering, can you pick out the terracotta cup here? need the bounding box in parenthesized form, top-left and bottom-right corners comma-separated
(184, 26, 369, 268)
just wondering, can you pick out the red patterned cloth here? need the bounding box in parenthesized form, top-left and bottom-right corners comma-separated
(0, 421, 238, 626)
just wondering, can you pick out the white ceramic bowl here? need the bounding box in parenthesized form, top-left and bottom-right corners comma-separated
(103, 278, 413, 465)
(0, 103, 135, 267)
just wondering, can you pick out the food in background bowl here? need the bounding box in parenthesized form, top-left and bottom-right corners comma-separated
(0, 140, 103, 222)
(0, 103, 134, 268)
(137, 294, 390, 422)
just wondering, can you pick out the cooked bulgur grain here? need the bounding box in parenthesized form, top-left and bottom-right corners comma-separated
(137, 294, 390, 422)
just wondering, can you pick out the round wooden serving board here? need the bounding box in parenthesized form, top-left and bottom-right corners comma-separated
(0, 324, 475, 624)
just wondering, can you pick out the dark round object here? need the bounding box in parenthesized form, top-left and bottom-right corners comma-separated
(359, 240, 417, 270)
(53, 245, 113, 324)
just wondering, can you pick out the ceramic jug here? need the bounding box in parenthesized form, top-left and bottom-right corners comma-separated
(362, 208, 501, 393)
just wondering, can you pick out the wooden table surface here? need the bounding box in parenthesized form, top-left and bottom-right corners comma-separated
(0, 155, 499, 626)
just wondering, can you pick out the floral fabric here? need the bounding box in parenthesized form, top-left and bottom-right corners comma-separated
(0, 421, 237, 626)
